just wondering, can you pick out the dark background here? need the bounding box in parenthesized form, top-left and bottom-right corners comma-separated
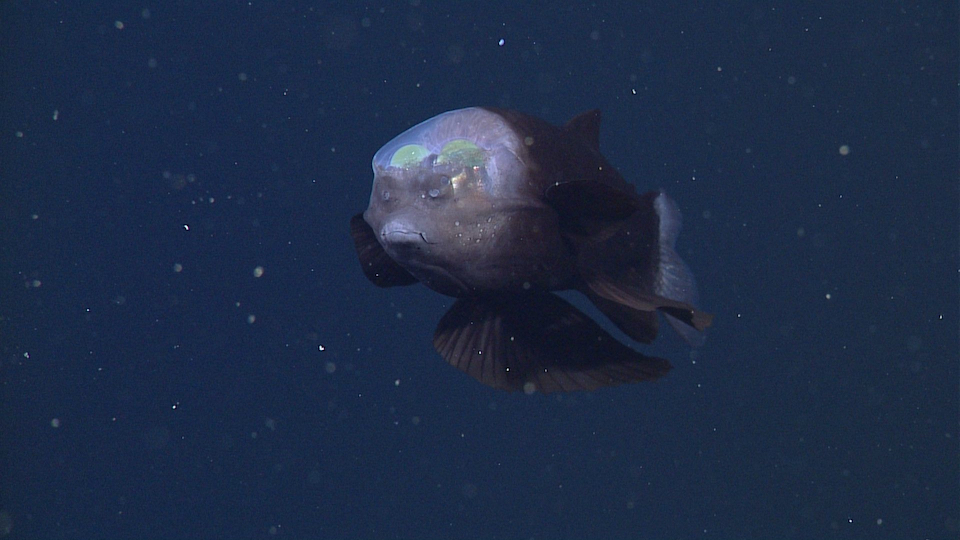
(1, 2, 956, 539)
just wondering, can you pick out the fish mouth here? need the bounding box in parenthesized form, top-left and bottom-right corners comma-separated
(381, 223, 434, 245)
(383, 231, 432, 244)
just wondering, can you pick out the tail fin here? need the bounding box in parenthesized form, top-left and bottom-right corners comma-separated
(652, 193, 707, 346)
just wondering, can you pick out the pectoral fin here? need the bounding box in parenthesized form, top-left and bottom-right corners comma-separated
(545, 180, 639, 241)
(583, 272, 714, 332)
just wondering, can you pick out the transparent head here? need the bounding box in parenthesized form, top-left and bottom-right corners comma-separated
(371, 108, 527, 198)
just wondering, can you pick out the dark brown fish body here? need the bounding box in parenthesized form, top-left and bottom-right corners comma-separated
(351, 107, 713, 393)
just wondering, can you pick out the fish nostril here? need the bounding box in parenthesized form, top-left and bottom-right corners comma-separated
(428, 188, 440, 198)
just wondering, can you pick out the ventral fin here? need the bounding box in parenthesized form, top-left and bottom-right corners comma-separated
(349, 213, 418, 288)
(432, 292, 671, 393)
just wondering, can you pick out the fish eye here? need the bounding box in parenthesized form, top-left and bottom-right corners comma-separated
(440, 176, 450, 186)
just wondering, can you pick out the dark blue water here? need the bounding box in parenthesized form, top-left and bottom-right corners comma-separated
(2, 2, 956, 539)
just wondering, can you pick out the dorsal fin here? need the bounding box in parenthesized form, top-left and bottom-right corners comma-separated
(564, 109, 602, 151)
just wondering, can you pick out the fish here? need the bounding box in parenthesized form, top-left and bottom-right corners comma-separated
(350, 107, 713, 393)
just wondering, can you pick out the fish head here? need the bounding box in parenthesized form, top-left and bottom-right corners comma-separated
(362, 108, 565, 295)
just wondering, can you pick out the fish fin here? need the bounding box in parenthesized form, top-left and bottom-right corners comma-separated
(564, 109, 602, 152)
(577, 191, 713, 345)
(582, 287, 660, 344)
(588, 273, 712, 331)
(650, 193, 712, 345)
(545, 180, 638, 240)
(349, 213, 418, 288)
(432, 292, 671, 393)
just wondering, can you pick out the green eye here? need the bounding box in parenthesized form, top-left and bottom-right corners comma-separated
(437, 139, 485, 168)
(389, 144, 430, 167)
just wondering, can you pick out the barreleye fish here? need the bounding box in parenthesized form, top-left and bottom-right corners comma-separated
(350, 107, 713, 393)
